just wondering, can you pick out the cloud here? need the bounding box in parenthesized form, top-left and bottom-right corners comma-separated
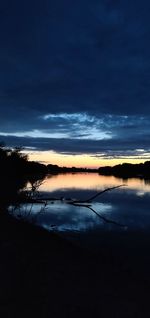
(0, 111, 150, 159)
(1, 133, 150, 161)
(0, 0, 150, 157)
(1, 0, 150, 116)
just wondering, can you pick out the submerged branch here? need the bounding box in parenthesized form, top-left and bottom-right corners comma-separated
(69, 202, 125, 227)
(88, 206, 125, 227)
(69, 185, 125, 204)
(16, 184, 126, 228)
(24, 185, 125, 204)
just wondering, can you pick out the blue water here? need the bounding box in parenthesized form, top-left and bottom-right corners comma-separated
(16, 173, 150, 236)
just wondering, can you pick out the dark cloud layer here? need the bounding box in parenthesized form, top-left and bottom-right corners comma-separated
(1, 134, 150, 161)
(0, 0, 150, 158)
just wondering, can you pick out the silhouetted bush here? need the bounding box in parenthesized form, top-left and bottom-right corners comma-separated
(0, 144, 48, 206)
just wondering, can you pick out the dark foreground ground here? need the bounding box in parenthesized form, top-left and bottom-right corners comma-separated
(0, 212, 150, 318)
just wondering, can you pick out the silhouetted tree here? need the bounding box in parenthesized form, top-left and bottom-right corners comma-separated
(0, 144, 47, 207)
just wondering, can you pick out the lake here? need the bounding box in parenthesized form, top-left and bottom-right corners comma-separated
(15, 173, 150, 248)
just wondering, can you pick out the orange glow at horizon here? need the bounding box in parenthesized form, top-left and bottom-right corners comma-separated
(39, 173, 150, 193)
(28, 150, 146, 168)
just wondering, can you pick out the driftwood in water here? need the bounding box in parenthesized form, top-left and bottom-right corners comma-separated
(28, 185, 125, 204)
(69, 202, 125, 227)
(70, 185, 125, 203)
(19, 185, 126, 228)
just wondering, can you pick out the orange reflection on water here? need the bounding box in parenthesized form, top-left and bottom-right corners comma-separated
(39, 173, 150, 193)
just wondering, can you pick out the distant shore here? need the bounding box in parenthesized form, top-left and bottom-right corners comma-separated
(98, 161, 150, 179)
(46, 161, 150, 180)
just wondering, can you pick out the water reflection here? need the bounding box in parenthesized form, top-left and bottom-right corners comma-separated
(39, 173, 150, 194)
(30, 202, 113, 232)
(22, 173, 150, 234)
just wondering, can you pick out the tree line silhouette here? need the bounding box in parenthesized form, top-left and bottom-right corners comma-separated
(99, 162, 150, 178)
(0, 142, 97, 206)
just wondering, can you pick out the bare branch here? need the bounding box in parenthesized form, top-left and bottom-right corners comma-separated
(69, 202, 125, 227)
(72, 185, 126, 203)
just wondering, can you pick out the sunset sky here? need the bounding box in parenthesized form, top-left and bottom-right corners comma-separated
(0, 0, 150, 168)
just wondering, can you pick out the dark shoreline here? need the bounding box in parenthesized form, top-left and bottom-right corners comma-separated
(99, 161, 150, 180)
(1, 212, 150, 317)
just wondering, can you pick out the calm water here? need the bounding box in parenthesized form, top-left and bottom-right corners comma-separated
(18, 173, 150, 240)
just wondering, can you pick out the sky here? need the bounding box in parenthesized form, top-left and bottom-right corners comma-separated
(0, 0, 150, 167)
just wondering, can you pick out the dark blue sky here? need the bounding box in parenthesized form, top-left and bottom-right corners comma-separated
(0, 0, 150, 161)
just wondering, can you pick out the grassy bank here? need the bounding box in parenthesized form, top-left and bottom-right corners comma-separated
(0, 212, 150, 317)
